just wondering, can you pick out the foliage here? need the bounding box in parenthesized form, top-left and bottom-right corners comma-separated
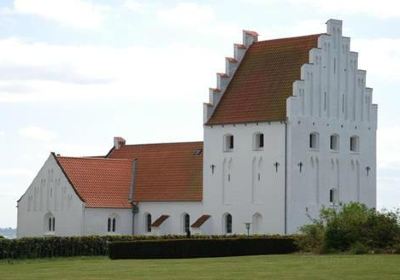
(0, 234, 296, 259)
(0, 236, 4, 239)
(297, 202, 400, 254)
(109, 237, 298, 259)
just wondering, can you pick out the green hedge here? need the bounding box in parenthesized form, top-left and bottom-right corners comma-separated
(0, 235, 297, 259)
(109, 237, 298, 259)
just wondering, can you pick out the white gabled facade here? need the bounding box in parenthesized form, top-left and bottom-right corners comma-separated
(17, 19, 377, 237)
(17, 155, 85, 237)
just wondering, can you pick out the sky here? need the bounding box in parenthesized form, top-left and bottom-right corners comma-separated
(1, 0, 400, 228)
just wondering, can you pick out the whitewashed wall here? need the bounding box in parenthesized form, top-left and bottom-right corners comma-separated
(84, 208, 133, 235)
(203, 122, 286, 234)
(135, 202, 202, 235)
(17, 154, 85, 237)
(286, 19, 377, 233)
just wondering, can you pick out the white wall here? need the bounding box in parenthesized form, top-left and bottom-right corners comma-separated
(135, 202, 202, 235)
(203, 122, 286, 234)
(84, 208, 133, 235)
(17, 154, 85, 237)
(286, 19, 377, 233)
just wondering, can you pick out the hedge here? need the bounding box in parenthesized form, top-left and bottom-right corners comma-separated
(0, 235, 297, 259)
(109, 237, 298, 259)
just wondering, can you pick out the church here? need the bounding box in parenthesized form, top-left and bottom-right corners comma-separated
(17, 19, 377, 237)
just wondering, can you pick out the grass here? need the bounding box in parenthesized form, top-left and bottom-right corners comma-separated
(1, 254, 400, 280)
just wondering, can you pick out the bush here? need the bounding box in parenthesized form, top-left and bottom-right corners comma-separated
(0, 234, 297, 259)
(297, 202, 400, 254)
(109, 237, 298, 259)
(0, 235, 4, 239)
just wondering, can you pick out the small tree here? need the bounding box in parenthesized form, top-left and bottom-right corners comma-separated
(297, 202, 400, 253)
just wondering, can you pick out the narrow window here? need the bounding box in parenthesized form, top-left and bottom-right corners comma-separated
(329, 188, 337, 203)
(224, 134, 234, 152)
(226, 214, 232, 234)
(184, 214, 190, 233)
(254, 133, 264, 150)
(112, 218, 116, 232)
(52, 217, 55, 232)
(330, 134, 339, 151)
(350, 136, 359, 152)
(48, 217, 52, 232)
(309, 133, 319, 149)
(107, 218, 111, 232)
(146, 214, 152, 233)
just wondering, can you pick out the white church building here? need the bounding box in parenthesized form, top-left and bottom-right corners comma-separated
(17, 19, 377, 237)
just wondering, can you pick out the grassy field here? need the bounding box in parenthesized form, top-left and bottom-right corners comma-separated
(1, 254, 400, 280)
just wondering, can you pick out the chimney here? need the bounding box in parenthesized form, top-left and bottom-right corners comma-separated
(113, 136, 126, 150)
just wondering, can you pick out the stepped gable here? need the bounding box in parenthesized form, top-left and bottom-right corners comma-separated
(107, 141, 203, 202)
(205, 33, 321, 125)
(55, 156, 133, 208)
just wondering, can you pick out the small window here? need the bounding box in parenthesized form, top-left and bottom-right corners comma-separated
(224, 134, 234, 152)
(254, 133, 264, 150)
(107, 217, 117, 232)
(107, 218, 111, 232)
(330, 134, 339, 151)
(225, 214, 232, 234)
(183, 214, 190, 233)
(350, 136, 359, 152)
(48, 216, 55, 232)
(309, 132, 319, 149)
(112, 218, 116, 232)
(329, 188, 337, 204)
(146, 214, 152, 233)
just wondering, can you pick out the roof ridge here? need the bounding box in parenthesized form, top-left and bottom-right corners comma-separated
(255, 33, 324, 44)
(122, 141, 203, 147)
(57, 155, 133, 161)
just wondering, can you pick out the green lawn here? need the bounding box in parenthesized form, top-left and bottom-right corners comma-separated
(1, 254, 400, 280)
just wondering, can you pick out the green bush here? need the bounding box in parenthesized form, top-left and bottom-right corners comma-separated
(0, 234, 297, 259)
(297, 202, 400, 254)
(109, 237, 298, 259)
(0, 236, 4, 239)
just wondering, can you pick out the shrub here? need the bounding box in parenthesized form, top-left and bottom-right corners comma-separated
(0, 234, 297, 259)
(109, 237, 298, 259)
(297, 202, 400, 254)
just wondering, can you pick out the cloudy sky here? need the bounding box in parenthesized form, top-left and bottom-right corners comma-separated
(1, 0, 400, 228)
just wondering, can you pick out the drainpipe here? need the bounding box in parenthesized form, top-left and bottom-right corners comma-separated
(129, 159, 138, 235)
(284, 121, 288, 235)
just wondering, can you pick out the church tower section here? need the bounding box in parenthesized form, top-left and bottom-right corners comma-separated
(202, 30, 321, 235)
(286, 19, 377, 233)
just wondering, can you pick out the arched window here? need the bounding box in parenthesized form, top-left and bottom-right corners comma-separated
(330, 134, 339, 151)
(224, 134, 234, 152)
(253, 132, 264, 150)
(107, 214, 118, 233)
(329, 188, 337, 204)
(309, 132, 319, 149)
(183, 213, 190, 233)
(350, 135, 359, 152)
(44, 212, 55, 233)
(145, 213, 152, 233)
(223, 213, 232, 234)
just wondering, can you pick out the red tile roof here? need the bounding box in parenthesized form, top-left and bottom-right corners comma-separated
(207, 34, 321, 125)
(107, 142, 203, 202)
(55, 155, 133, 208)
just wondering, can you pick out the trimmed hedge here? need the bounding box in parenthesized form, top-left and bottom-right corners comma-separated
(0, 235, 297, 259)
(109, 237, 298, 259)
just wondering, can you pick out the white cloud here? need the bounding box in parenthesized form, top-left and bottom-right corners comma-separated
(124, 0, 146, 13)
(18, 126, 57, 142)
(12, 0, 107, 29)
(0, 131, 4, 136)
(242, 0, 400, 19)
(157, 3, 215, 27)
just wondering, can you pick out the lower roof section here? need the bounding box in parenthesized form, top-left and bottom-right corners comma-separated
(107, 141, 203, 202)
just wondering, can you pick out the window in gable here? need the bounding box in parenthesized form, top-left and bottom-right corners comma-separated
(330, 134, 339, 151)
(309, 132, 319, 150)
(254, 132, 264, 150)
(350, 136, 359, 152)
(224, 134, 234, 152)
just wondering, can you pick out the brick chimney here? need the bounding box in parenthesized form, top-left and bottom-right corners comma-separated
(113, 137, 126, 150)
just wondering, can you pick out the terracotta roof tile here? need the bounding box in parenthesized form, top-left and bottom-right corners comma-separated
(108, 142, 203, 202)
(151, 215, 169, 227)
(207, 34, 321, 125)
(56, 156, 133, 208)
(191, 214, 210, 228)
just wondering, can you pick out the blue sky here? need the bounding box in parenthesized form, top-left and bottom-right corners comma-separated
(0, 0, 399, 227)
